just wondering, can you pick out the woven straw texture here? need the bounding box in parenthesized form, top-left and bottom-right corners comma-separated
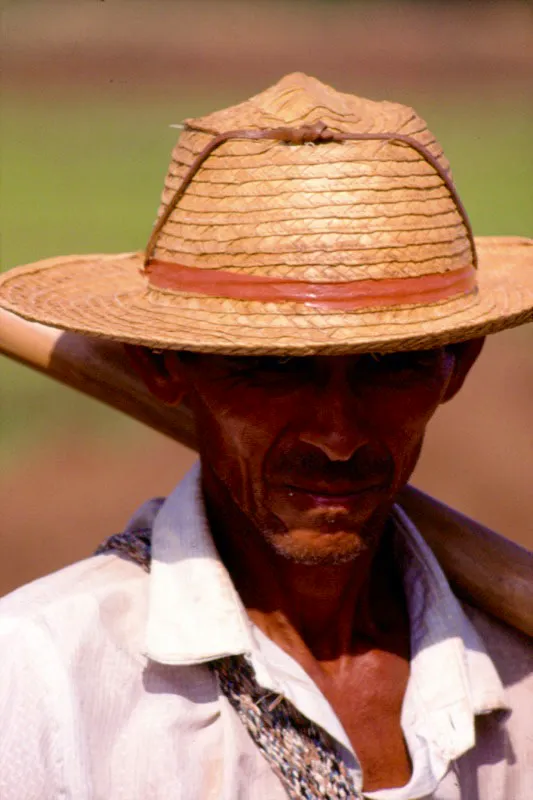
(1, 73, 532, 354)
(154, 74, 462, 281)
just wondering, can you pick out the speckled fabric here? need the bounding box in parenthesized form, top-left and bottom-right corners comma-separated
(96, 528, 361, 799)
(95, 528, 152, 569)
(215, 654, 360, 798)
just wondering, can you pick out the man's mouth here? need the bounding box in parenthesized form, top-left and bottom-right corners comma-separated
(279, 481, 387, 508)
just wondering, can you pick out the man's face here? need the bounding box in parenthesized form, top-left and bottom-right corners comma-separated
(178, 348, 464, 565)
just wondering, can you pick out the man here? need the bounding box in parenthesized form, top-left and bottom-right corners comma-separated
(0, 73, 531, 799)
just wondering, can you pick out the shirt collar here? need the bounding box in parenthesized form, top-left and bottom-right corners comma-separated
(144, 463, 506, 723)
(392, 504, 508, 770)
(145, 462, 253, 664)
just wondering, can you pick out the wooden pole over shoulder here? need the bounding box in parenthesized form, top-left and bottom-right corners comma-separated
(1, 307, 532, 637)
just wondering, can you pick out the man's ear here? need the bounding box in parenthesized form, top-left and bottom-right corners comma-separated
(442, 337, 485, 403)
(124, 345, 187, 406)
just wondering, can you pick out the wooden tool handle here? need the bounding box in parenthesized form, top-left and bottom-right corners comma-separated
(1, 308, 532, 637)
(0, 308, 197, 448)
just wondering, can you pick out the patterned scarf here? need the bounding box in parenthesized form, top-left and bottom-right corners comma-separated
(96, 529, 361, 799)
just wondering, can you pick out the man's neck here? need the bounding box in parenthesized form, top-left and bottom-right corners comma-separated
(202, 472, 409, 667)
(203, 467, 413, 790)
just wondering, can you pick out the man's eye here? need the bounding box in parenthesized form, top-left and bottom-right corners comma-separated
(260, 356, 298, 372)
(226, 356, 288, 369)
(225, 356, 301, 377)
(367, 349, 442, 372)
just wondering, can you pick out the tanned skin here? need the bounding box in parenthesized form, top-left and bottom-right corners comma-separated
(130, 339, 484, 792)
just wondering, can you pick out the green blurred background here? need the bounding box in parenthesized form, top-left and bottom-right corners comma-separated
(1, 0, 532, 593)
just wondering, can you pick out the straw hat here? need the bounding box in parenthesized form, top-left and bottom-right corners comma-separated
(1, 73, 532, 354)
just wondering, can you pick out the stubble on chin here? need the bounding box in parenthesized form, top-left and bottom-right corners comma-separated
(270, 533, 371, 566)
(258, 511, 384, 566)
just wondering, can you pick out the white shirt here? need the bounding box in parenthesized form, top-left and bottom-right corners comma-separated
(0, 462, 530, 800)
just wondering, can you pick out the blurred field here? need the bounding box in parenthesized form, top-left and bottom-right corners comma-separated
(1, 0, 532, 595)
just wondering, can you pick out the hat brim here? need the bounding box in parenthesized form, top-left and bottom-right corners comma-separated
(0, 237, 532, 355)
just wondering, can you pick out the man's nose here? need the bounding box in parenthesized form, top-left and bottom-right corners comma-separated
(297, 360, 369, 462)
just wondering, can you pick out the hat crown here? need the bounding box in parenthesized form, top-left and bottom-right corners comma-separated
(150, 73, 473, 292)
(189, 73, 443, 152)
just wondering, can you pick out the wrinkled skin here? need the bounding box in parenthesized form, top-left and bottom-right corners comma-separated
(186, 350, 457, 563)
(134, 343, 483, 568)
(130, 339, 484, 791)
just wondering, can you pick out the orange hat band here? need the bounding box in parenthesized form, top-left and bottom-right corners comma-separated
(144, 259, 477, 310)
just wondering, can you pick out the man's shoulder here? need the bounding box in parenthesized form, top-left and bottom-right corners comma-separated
(462, 600, 533, 693)
(459, 602, 533, 796)
(0, 551, 155, 798)
(0, 495, 166, 632)
(0, 552, 148, 654)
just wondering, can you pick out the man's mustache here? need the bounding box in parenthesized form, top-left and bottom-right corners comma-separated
(268, 443, 394, 488)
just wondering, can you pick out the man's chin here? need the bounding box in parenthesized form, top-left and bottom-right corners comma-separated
(254, 489, 394, 565)
(264, 525, 374, 566)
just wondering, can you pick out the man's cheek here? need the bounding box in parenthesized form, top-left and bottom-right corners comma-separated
(209, 412, 273, 507)
(387, 435, 425, 489)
